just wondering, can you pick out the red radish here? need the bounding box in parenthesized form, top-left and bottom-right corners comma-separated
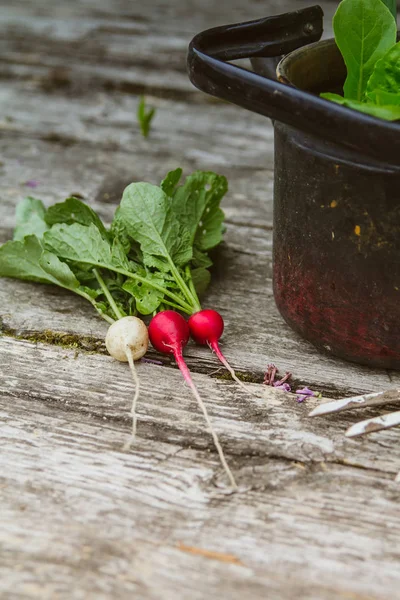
(148, 310, 237, 489)
(189, 309, 256, 395)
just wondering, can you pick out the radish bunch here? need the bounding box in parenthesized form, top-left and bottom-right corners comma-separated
(0, 169, 253, 489)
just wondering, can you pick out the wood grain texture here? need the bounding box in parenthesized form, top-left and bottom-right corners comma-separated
(0, 0, 336, 106)
(1, 349, 400, 600)
(3, 335, 400, 474)
(1, 0, 400, 598)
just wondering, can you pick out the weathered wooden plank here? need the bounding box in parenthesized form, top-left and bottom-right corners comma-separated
(1, 376, 400, 600)
(0, 0, 337, 103)
(0, 0, 336, 29)
(0, 83, 274, 175)
(2, 336, 400, 474)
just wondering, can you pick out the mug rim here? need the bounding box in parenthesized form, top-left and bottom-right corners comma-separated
(276, 38, 344, 92)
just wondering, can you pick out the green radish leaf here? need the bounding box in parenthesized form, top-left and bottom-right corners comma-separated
(192, 247, 213, 269)
(137, 96, 156, 138)
(161, 168, 183, 196)
(44, 221, 194, 313)
(191, 267, 211, 296)
(139, 253, 172, 273)
(13, 197, 49, 241)
(3, 168, 228, 322)
(67, 262, 100, 284)
(79, 285, 101, 299)
(0, 235, 79, 288)
(110, 237, 130, 270)
(366, 42, 400, 103)
(123, 272, 165, 315)
(119, 182, 192, 270)
(95, 300, 111, 314)
(38, 251, 81, 289)
(110, 206, 131, 253)
(45, 197, 108, 238)
(44, 223, 119, 269)
(110, 209, 145, 265)
(171, 171, 227, 252)
(333, 0, 397, 101)
(321, 92, 400, 120)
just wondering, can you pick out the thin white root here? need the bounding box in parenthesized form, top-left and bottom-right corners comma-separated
(122, 345, 140, 451)
(217, 352, 259, 398)
(186, 377, 238, 490)
(175, 352, 237, 489)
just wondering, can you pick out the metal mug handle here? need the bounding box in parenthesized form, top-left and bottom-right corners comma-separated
(187, 6, 400, 167)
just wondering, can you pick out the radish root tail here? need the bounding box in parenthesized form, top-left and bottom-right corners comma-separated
(175, 352, 238, 490)
(211, 342, 258, 397)
(123, 345, 140, 451)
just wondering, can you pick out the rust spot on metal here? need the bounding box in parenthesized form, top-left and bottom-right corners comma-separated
(277, 74, 291, 84)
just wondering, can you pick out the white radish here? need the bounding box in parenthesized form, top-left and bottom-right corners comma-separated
(105, 316, 149, 449)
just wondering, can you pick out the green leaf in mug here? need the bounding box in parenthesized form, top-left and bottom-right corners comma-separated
(379, 0, 397, 19)
(366, 42, 400, 104)
(333, 0, 397, 101)
(321, 92, 400, 120)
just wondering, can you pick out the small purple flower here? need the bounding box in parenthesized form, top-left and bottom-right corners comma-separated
(264, 363, 278, 386)
(274, 382, 292, 392)
(264, 363, 292, 392)
(296, 387, 321, 403)
(263, 365, 321, 403)
(24, 180, 39, 188)
(274, 371, 291, 387)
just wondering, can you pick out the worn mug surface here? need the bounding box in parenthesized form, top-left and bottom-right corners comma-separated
(269, 40, 400, 368)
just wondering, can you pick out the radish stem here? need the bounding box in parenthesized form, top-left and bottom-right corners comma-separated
(76, 288, 115, 324)
(161, 298, 193, 312)
(93, 268, 123, 320)
(185, 265, 201, 309)
(167, 258, 201, 312)
(174, 348, 238, 490)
